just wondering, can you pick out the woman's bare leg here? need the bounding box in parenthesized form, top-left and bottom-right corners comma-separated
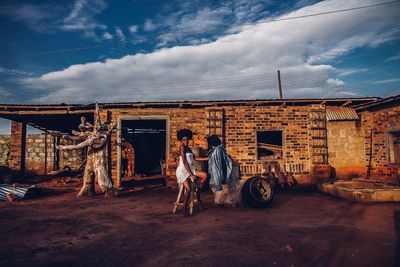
(196, 171, 208, 189)
(194, 171, 208, 205)
(182, 179, 191, 216)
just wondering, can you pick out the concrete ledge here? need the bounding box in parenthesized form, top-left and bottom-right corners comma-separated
(317, 179, 400, 202)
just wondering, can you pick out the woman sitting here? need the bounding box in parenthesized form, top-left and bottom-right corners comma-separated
(175, 129, 208, 216)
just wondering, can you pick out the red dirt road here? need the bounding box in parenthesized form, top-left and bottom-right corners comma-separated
(1, 188, 399, 267)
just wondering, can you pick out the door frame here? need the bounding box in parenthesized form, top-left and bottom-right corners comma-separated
(117, 115, 170, 185)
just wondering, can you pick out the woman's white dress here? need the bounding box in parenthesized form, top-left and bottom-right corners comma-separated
(176, 153, 196, 184)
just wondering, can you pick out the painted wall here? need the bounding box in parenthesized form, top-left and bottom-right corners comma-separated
(327, 121, 366, 179)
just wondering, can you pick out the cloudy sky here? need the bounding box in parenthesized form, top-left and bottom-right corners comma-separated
(0, 0, 399, 133)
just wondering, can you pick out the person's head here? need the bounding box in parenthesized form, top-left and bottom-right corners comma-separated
(177, 129, 193, 146)
(207, 134, 222, 147)
(80, 116, 86, 123)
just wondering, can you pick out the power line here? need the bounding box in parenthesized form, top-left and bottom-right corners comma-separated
(284, 73, 384, 95)
(6, 0, 400, 58)
(122, 72, 277, 88)
(243, 0, 400, 26)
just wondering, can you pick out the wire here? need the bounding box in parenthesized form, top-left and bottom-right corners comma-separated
(284, 73, 386, 95)
(121, 72, 277, 88)
(242, 0, 400, 26)
(6, 0, 400, 58)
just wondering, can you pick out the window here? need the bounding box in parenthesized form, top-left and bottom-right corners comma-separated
(388, 130, 400, 164)
(256, 130, 283, 160)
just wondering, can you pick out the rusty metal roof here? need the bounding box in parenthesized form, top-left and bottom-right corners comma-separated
(326, 106, 359, 121)
(0, 96, 379, 110)
(353, 94, 400, 111)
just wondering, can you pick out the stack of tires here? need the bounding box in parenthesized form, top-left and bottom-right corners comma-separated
(242, 176, 274, 208)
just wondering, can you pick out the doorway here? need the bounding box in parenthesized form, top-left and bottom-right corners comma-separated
(120, 119, 167, 178)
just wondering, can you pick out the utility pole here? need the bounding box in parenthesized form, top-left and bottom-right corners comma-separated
(277, 70, 283, 99)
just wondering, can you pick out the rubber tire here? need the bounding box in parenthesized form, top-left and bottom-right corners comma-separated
(242, 176, 274, 208)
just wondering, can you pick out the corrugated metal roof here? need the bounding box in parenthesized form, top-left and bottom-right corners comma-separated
(0, 184, 36, 202)
(0, 97, 380, 108)
(353, 94, 400, 111)
(326, 106, 359, 121)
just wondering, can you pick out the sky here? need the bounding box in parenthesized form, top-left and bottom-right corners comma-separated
(0, 0, 399, 133)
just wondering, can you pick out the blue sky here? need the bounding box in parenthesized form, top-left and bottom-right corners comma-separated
(0, 0, 399, 133)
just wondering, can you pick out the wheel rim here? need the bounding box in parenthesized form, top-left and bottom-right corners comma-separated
(249, 177, 272, 202)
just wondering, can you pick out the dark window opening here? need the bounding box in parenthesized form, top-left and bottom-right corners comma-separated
(257, 131, 283, 160)
(121, 119, 166, 176)
(388, 131, 400, 164)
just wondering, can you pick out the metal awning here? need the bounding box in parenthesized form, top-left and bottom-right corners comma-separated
(326, 106, 359, 121)
(0, 104, 94, 133)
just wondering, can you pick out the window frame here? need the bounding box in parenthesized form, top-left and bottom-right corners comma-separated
(255, 129, 285, 160)
(385, 127, 400, 166)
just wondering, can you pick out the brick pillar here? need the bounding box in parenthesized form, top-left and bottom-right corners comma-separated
(9, 121, 26, 175)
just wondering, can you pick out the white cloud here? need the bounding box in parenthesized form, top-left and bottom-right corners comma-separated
(63, 0, 107, 30)
(336, 68, 368, 77)
(62, 0, 109, 40)
(143, 19, 156, 31)
(115, 27, 126, 41)
(326, 78, 345, 86)
(0, 67, 33, 76)
(129, 25, 139, 33)
(0, 86, 11, 99)
(102, 32, 113, 40)
(385, 53, 400, 62)
(372, 78, 400, 84)
(0, 4, 59, 33)
(0, 0, 109, 40)
(22, 0, 400, 103)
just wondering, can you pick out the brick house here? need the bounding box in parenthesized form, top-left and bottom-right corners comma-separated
(1, 95, 399, 188)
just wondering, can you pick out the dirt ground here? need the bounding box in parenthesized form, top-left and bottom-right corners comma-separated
(1, 184, 399, 267)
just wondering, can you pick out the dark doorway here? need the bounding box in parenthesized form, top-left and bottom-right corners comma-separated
(121, 119, 166, 176)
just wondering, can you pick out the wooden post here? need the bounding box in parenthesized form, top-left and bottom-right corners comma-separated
(277, 70, 283, 99)
(53, 135, 60, 171)
(44, 132, 47, 175)
(367, 129, 373, 178)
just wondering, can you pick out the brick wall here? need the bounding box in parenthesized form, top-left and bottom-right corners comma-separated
(103, 105, 314, 188)
(8, 121, 26, 172)
(0, 135, 10, 166)
(327, 121, 366, 179)
(361, 106, 400, 181)
(224, 105, 311, 176)
(4, 131, 85, 175)
(25, 134, 85, 175)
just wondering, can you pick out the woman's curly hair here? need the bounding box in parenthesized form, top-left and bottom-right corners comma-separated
(177, 128, 193, 141)
(207, 134, 222, 147)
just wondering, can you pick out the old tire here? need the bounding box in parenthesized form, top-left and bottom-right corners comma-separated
(242, 176, 274, 208)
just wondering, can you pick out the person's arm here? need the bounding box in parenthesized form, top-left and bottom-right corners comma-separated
(180, 145, 195, 180)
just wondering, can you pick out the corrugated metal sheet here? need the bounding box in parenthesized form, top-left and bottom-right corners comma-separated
(0, 97, 379, 108)
(326, 106, 359, 121)
(0, 184, 36, 202)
